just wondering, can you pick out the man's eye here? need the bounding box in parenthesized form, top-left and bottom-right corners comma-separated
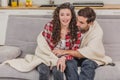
(80, 22, 84, 24)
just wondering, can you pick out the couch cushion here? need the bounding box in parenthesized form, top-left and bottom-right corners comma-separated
(95, 61, 120, 80)
(0, 46, 21, 63)
(5, 15, 51, 57)
(0, 64, 39, 80)
(97, 15, 120, 61)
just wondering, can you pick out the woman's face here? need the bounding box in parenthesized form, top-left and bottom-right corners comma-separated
(59, 9, 72, 27)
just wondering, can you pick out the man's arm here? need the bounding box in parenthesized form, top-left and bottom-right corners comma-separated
(53, 49, 84, 58)
(63, 50, 84, 58)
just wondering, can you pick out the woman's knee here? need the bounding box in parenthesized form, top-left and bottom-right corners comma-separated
(65, 59, 78, 74)
(66, 59, 77, 68)
(81, 59, 98, 69)
(37, 63, 50, 75)
(52, 66, 63, 75)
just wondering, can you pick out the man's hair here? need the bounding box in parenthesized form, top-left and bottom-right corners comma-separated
(78, 7, 96, 23)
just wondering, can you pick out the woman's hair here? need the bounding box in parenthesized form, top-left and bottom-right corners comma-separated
(52, 2, 78, 45)
(78, 7, 96, 23)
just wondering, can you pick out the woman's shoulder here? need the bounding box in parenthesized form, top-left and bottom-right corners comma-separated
(45, 21, 53, 26)
(44, 21, 53, 30)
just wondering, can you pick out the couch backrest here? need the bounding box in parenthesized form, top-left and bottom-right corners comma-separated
(5, 15, 120, 61)
(97, 15, 120, 61)
(5, 15, 51, 57)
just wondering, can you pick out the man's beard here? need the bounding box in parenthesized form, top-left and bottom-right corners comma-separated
(79, 28, 89, 33)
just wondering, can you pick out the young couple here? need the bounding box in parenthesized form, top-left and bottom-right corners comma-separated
(37, 2, 112, 80)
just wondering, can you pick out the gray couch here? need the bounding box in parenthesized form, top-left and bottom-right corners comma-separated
(0, 15, 120, 80)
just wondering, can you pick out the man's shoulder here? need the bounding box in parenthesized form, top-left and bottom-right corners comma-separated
(88, 21, 103, 38)
(93, 21, 103, 32)
(93, 21, 100, 27)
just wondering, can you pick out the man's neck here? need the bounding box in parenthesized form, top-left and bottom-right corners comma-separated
(81, 27, 89, 33)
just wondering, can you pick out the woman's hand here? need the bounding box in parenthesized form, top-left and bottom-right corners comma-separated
(57, 56, 66, 72)
(52, 49, 66, 56)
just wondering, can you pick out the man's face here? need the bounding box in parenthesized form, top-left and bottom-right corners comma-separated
(76, 16, 90, 33)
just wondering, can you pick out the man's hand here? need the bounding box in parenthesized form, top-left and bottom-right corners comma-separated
(52, 49, 66, 57)
(53, 49, 84, 58)
(57, 56, 66, 72)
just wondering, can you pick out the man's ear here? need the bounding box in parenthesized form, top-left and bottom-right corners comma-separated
(88, 22, 93, 26)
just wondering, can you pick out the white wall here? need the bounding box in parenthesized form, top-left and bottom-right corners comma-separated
(57, 0, 120, 4)
(19, 0, 49, 5)
(19, 0, 120, 5)
(30, 0, 120, 5)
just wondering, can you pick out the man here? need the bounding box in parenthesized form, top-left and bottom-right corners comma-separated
(53, 7, 112, 80)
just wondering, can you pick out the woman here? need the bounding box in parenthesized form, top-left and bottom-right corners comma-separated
(37, 2, 81, 80)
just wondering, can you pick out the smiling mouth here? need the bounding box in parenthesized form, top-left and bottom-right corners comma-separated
(63, 20, 69, 23)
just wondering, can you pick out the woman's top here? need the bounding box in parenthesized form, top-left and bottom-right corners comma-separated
(55, 39, 66, 50)
(42, 21, 81, 60)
